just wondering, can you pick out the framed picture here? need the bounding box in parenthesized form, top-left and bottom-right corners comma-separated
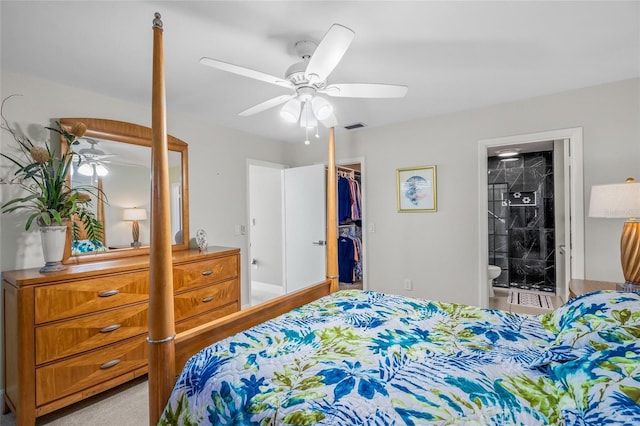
(396, 165, 437, 212)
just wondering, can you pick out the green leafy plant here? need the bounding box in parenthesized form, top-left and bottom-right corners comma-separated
(1, 95, 104, 243)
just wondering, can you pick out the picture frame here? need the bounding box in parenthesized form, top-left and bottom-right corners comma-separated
(396, 165, 437, 212)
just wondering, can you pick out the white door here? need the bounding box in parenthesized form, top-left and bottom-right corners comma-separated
(283, 164, 326, 293)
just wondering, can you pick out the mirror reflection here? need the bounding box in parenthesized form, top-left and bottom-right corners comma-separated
(69, 138, 182, 254)
(61, 118, 189, 264)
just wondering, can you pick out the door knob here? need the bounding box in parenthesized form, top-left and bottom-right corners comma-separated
(312, 240, 326, 246)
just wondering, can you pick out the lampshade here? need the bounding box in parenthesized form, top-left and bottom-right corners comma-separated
(95, 164, 109, 177)
(279, 98, 301, 123)
(588, 181, 640, 218)
(279, 96, 334, 133)
(311, 96, 333, 120)
(123, 208, 147, 221)
(77, 163, 93, 176)
(77, 162, 109, 177)
(589, 178, 640, 288)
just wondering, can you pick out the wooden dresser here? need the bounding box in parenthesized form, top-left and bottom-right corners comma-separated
(2, 247, 240, 426)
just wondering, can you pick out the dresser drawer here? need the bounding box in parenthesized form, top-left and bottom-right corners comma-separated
(34, 271, 149, 324)
(174, 279, 238, 322)
(35, 303, 148, 365)
(175, 302, 238, 333)
(35, 336, 147, 406)
(173, 255, 238, 292)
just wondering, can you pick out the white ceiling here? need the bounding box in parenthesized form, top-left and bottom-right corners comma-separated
(2, 1, 639, 144)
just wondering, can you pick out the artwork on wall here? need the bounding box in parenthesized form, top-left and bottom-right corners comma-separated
(396, 165, 437, 212)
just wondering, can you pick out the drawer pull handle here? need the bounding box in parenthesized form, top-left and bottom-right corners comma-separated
(201, 270, 214, 276)
(202, 296, 215, 303)
(99, 324, 121, 333)
(100, 359, 121, 369)
(98, 289, 119, 298)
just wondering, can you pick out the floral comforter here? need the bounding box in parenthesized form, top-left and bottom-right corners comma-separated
(160, 290, 567, 425)
(160, 289, 640, 424)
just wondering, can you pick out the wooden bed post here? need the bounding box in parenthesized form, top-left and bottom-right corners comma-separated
(148, 12, 176, 425)
(326, 127, 339, 293)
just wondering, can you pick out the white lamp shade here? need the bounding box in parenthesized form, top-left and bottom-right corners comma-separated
(78, 162, 109, 177)
(123, 208, 148, 221)
(95, 164, 109, 177)
(77, 163, 93, 176)
(589, 182, 640, 218)
(311, 96, 333, 120)
(279, 98, 301, 123)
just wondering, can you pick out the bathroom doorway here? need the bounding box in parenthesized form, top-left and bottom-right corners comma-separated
(478, 128, 585, 307)
(487, 146, 556, 293)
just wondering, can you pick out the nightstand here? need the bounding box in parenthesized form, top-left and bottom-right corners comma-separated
(569, 279, 618, 299)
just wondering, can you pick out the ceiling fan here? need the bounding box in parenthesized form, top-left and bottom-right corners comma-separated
(74, 139, 114, 177)
(77, 138, 114, 161)
(200, 23, 408, 131)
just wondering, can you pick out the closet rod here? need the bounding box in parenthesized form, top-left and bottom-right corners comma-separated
(336, 165, 360, 173)
(336, 166, 360, 179)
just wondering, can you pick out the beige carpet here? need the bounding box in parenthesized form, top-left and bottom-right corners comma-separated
(2, 376, 148, 426)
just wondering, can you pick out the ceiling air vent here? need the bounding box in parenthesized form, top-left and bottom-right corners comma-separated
(344, 122, 366, 130)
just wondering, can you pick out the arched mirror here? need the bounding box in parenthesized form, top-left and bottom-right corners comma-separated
(60, 118, 189, 264)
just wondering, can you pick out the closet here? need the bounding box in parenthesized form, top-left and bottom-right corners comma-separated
(337, 164, 363, 289)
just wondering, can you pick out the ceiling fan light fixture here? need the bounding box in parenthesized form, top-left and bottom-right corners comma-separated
(279, 98, 301, 123)
(95, 164, 109, 177)
(300, 102, 317, 129)
(311, 96, 333, 120)
(78, 163, 93, 176)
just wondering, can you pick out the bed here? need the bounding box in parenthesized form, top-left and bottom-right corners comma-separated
(157, 289, 640, 425)
(145, 13, 639, 426)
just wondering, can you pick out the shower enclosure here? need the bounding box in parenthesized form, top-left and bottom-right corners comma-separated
(487, 150, 556, 293)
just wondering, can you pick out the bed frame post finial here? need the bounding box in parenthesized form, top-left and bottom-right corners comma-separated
(152, 12, 163, 30)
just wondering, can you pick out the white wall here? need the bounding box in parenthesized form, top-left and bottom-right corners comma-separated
(290, 78, 640, 306)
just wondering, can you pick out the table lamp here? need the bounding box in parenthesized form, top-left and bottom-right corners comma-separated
(123, 208, 148, 247)
(589, 178, 640, 290)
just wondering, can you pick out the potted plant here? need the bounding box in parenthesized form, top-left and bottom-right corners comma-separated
(1, 95, 104, 272)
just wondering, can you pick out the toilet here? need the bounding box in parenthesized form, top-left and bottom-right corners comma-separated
(487, 265, 501, 298)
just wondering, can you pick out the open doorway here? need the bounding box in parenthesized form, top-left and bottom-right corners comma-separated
(247, 157, 367, 307)
(478, 128, 585, 308)
(247, 160, 286, 306)
(247, 161, 328, 306)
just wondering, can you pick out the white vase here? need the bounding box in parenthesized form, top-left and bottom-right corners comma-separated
(39, 224, 68, 272)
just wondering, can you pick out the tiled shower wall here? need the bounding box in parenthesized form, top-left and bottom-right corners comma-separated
(488, 150, 556, 293)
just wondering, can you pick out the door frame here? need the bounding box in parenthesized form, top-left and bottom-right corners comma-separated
(477, 128, 585, 307)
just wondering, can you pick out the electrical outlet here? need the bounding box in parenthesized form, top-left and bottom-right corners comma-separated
(403, 279, 412, 291)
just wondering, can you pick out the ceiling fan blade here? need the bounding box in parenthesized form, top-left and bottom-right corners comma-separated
(320, 83, 408, 98)
(200, 57, 293, 89)
(239, 94, 295, 117)
(305, 24, 355, 84)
